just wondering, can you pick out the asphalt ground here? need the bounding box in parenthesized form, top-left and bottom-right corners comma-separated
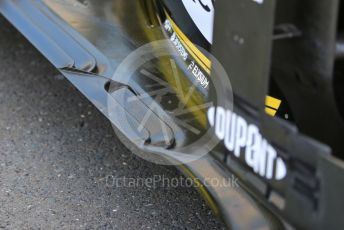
(0, 16, 226, 229)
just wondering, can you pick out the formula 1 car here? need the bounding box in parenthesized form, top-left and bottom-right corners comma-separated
(1, 0, 344, 229)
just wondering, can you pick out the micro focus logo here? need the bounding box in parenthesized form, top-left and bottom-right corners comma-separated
(208, 107, 287, 180)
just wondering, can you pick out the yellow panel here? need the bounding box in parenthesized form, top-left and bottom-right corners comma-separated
(266, 96, 282, 110)
(265, 107, 277, 116)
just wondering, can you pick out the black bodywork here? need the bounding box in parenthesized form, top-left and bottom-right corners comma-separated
(213, 0, 344, 229)
(0, 0, 343, 229)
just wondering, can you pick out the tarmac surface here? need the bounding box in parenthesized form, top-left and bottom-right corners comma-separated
(0, 16, 225, 229)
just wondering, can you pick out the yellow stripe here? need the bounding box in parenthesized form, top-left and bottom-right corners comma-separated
(265, 107, 277, 116)
(165, 12, 211, 74)
(178, 164, 219, 215)
(266, 96, 282, 110)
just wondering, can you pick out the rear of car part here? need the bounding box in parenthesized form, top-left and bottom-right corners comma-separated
(0, 0, 343, 229)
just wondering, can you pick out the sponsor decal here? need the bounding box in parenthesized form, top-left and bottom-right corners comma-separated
(208, 107, 287, 180)
(163, 11, 283, 116)
(181, 0, 263, 43)
(252, 0, 264, 4)
(170, 32, 189, 61)
(188, 61, 209, 89)
(182, 0, 215, 44)
(164, 19, 210, 89)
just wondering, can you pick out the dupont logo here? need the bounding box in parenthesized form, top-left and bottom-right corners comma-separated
(208, 107, 287, 180)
